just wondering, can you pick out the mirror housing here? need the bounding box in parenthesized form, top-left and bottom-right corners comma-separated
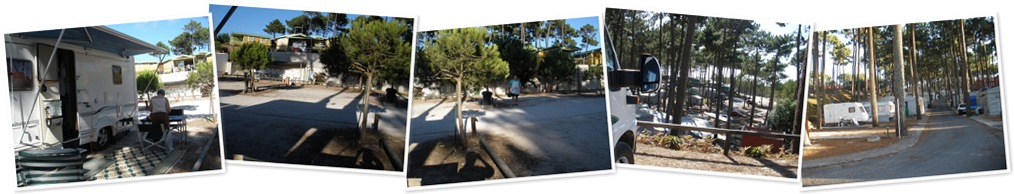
(606, 54, 663, 94)
(639, 54, 661, 93)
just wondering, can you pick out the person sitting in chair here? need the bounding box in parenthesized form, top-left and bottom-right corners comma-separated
(148, 89, 173, 151)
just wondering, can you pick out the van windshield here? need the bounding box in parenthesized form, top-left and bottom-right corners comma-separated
(603, 29, 618, 72)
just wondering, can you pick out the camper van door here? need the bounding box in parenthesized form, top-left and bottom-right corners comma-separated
(8, 42, 44, 151)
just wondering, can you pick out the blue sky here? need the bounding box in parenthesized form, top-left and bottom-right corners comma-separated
(210, 5, 373, 39)
(566, 16, 602, 51)
(758, 22, 810, 81)
(107, 17, 210, 62)
(421, 16, 602, 51)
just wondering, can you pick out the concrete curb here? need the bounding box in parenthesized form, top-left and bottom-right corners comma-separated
(802, 119, 927, 169)
(968, 116, 1003, 129)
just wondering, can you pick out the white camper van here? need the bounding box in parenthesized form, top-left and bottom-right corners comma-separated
(861, 101, 896, 121)
(7, 26, 163, 151)
(605, 28, 662, 164)
(823, 102, 871, 126)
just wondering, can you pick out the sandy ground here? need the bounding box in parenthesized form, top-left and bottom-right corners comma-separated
(166, 118, 223, 173)
(804, 125, 903, 160)
(407, 93, 612, 184)
(634, 142, 798, 178)
(804, 137, 900, 160)
(219, 79, 405, 171)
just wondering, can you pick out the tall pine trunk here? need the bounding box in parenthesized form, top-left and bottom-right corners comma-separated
(815, 31, 823, 128)
(892, 24, 907, 136)
(749, 55, 759, 128)
(960, 20, 975, 116)
(868, 27, 879, 127)
(790, 24, 805, 144)
(714, 50, 725, 128)
(910, 24, 923, 120)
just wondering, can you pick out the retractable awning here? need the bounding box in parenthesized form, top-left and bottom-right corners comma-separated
(14, 26, 164, 57)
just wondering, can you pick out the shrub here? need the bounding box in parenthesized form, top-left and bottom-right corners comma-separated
(656, 135, 683, 150)
(745, 145, 772, 158)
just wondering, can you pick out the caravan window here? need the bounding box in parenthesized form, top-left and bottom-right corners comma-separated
(112, 65, 123, 85)
(848, 107, 856, 113)
(7, 58, 34, 91)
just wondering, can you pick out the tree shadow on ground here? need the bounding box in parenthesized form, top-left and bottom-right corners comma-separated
(219, 87, 396, 171)
(407, 136, 499, 185)
(754, 157, 798, 178)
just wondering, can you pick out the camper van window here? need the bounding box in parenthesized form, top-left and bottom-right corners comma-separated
(848, 107, 855, 113)
(7, 58, 34, 91)
(112, 65, 123, 85)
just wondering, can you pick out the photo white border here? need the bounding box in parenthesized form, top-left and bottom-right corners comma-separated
(802, 12, 1012, 191)
(208, 2, 418, 177)
(4, 13, 228, 192)
(602, 5, 813, 183)
(405, 12, 617, 191)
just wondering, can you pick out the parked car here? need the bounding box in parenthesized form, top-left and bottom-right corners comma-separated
(957, 103, 967, 114)
(957, 103, 985, 115)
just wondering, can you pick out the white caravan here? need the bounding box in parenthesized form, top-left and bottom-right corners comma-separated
(823, 102, 871, 126)
(861, 101, 896, 121)
(7, 26, 163, 151)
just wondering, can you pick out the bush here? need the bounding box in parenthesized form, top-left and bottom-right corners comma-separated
(768, 98, 797, 133)
(744, 145, 772, 158)
(657, 135, 683, 150)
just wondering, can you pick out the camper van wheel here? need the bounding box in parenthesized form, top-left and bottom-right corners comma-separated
(94, 128, 114, 148)
(615, 142, 634, 164)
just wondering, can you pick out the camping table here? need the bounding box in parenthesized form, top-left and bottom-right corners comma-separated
(139, 115, 188, 143)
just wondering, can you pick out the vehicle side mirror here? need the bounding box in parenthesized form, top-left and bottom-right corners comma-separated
(639, 54, 661, 93)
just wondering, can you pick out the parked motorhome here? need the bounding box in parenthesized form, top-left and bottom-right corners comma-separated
(823, 102, 871, 126)
(7, 26, 163, 151)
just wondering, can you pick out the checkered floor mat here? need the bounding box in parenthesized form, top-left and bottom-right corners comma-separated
(89, 147, 167, 180)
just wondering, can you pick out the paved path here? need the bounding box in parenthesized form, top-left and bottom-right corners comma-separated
(803, 103, 1007, 186)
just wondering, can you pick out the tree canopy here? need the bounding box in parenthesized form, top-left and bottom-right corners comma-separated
(185, 61, 216, 96)
(230, 42, 273, 92)
(170, 20, 211, 55)
(264, 19, 286, 38)
(136, 70, 163, 96)
(339, 16, 413, 85)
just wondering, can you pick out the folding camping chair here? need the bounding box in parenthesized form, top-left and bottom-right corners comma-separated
(137, 123, 172, 155)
